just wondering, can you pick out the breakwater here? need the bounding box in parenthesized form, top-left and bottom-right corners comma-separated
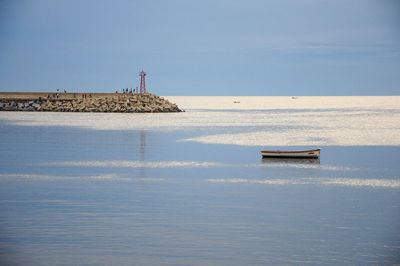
(0, 92, 182, 113)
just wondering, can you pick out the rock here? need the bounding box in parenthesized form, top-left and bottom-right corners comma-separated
(0, 93, 182, 113)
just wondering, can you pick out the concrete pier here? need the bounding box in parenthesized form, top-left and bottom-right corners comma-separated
(0, 92, 182, 113)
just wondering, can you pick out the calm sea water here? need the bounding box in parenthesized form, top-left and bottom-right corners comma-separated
(0, 96, 399, 265)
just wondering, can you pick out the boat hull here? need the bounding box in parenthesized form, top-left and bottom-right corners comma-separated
(261, 149, 320, 159)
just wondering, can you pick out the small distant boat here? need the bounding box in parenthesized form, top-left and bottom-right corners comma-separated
(261, 148, 321, 159)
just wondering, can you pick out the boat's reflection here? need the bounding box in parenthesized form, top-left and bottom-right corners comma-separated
(262, 157, 320, 164)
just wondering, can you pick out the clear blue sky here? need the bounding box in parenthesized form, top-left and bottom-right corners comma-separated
(0, 0, 399, 95)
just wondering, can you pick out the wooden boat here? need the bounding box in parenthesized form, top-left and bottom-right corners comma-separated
(261, 148, 321, 159)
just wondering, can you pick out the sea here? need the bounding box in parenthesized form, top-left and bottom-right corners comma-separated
(0, 96, 399, 265)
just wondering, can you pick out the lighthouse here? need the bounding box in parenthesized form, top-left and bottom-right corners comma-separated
(139, 70, 146, 93)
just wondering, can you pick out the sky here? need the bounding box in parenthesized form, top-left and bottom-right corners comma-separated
(0, 0, 399, 95)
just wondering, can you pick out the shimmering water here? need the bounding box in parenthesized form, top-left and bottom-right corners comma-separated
(0, 96, 399, 265)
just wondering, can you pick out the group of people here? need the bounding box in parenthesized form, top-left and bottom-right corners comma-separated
(52, 88, 143, 95)
(56, 88, 67, 93)
(46, 90, 91, 99)
(117, 88, 140, 94)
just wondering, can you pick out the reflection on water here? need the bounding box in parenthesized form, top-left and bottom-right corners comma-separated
(0, 96, 399, 146)
(262, 157, 320, 164)
(138, 130, 147, 178)
(140, 130, 146, 161)
(165, 96, 400, 110)
(207, 177, 400, 188)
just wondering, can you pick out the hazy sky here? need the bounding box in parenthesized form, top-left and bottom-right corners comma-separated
(0, 0, 399, 95)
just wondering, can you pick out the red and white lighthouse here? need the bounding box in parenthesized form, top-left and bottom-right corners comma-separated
(139, 70, 146, 93)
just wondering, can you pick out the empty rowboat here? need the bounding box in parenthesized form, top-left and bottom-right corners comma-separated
(261, 148, 321, 159)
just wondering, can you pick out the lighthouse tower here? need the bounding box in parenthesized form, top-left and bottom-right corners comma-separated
(139, 70, 146, 94)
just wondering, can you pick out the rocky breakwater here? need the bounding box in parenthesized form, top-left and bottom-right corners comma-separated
(0, 93, 182, 113)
